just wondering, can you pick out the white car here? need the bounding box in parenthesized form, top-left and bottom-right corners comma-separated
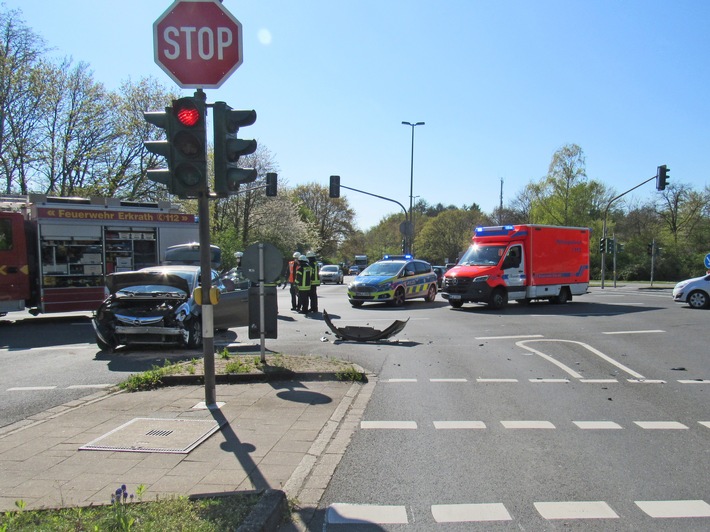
(672, 274, 710, 309)
(319, 264, 344, 284)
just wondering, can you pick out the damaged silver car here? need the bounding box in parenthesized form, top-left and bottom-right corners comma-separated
(92, 265, 249, 351)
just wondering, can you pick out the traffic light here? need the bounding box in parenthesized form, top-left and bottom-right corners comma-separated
(599, 237, 606, 253)
(144, 107, 174, 192)
(170, 97, 207, 198)
(656, 164, 669, 191)
(647, 243, 653, 255)
(606, 238, 615, 254)
(329, 175, 340, 198)
(265, 172, 277, 197)
(213, 102, 257, 196)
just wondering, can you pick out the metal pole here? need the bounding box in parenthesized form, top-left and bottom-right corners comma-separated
(258, 243, 266, 363)
(198, 192, 216, 406)
(402, 121, 424, 254)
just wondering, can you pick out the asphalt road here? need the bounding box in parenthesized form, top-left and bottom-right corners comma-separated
(2, 282, 709, 530)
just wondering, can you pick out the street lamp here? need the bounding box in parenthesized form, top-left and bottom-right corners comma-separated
(402, 121, 424, 254)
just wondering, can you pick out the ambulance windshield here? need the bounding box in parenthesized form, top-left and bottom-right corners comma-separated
(458, 244, 505, 266)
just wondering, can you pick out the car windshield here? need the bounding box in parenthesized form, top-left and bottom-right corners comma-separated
(321, 265, 338, 272)
(117, 284, 187, 296)
(361, 262, 404, 276)
(458, 245, 506, 266)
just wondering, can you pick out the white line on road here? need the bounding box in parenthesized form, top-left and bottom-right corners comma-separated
(573, 421, 623, 429)
(634, 421, 689, 430)
(382, 378, 418, 383)
(475, 334, 544, 340)
(430, 378, 467, 383)
(477, 378, 519, 383)
(530, 378, 569, 383)
(433, 421, 486, 429)
(327, 503, 409, 525)
(432, 503, 512, 522)
(361, 421, 417, 429)
(501, 420, 555, 429)
(67, 384, 113, 389)
(635, 500, 710, 518)
(7, 386, 57, 391)
(602, 329, 665, 334)
(534, 501, 619, 520)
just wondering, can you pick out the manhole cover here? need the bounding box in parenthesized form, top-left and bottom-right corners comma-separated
(79, 418, 222, 454)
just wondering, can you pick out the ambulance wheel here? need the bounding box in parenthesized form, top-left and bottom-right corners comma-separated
(425, 284, 437, 302)
(186, 317, 202, 348)
(350, 300, 364, 308)
(489, 288, 508, 310)
(449, 300, 464, 309)
(391, 287, 406, 306)
(552, 288, 571, 305)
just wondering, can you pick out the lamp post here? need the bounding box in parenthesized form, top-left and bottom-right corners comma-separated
(402, 121, 424, 254)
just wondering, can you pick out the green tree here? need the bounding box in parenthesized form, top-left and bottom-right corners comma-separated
(415, 207, 486, 264)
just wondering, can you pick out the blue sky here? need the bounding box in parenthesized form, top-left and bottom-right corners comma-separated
(6, 0, 710, 230)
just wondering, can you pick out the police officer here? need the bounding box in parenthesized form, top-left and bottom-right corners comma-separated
(288, 251, 300, 310)
(307, 251, 320, 313)
(295, 254, 312, 314)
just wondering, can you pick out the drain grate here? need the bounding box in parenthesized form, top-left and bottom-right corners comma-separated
(79, 418, 222, 454)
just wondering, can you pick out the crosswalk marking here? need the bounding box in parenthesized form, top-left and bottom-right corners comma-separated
(534, 501, 619, 519)
(432, 503, 512, 522)
(635, 500, 710, 518)
(327, 503, 408, 525)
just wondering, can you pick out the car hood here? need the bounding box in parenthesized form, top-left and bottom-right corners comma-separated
(352, 275, 396, 286)
(445, 265, 497, 278)
(105, 272, 191, 295)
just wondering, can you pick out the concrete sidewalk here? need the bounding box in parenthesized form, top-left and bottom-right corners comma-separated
(0, 376, 374, 529)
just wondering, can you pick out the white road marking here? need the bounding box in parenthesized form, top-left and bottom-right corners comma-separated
(432, 503, 512, 522)
(475, 334, 544, 340)
(634, 421, 688, 430)
(602, 329, 664, 334)
(530, 378, 569, 383)
(635, 500, 710, 518)
(501, 420, 555, 429)
(433, 421, 486, 429)
(477, 378, 519, 383)
(383, 378, 417, 383)
(360, 421, 417, 429)
(534, 501, 619, 519)
(700, 422, 710, 428)
(430, 378, 467, 383)
(573, 421, 623, 429)
(67, 384, 112, 389)
(7, 386, 57, 391)
(327, 503, 409, 524)
(580, 378, 618, 383)
(678, 379, 710, 384)
(517, 339, 646, 380)
(627, 379, 666, 384)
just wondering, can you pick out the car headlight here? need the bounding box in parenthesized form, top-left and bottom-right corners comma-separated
(472, 275, 489, 283)
(176, 302, 191, 322)
(379, 282, 392, 291)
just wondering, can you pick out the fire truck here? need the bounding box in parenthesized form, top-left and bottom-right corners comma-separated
(0, 195, 199, 316)
(442, 224, 590, 309)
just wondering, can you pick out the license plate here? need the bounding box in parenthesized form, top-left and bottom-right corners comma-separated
(355, 292, 369, 297)
(448, 294, 462, 300)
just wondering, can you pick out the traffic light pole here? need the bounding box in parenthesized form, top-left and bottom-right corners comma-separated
(338, 183, 411, 253)
(601, 174, 655, 289)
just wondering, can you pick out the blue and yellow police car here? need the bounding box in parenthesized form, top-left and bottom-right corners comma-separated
(347, 255, 438, 307)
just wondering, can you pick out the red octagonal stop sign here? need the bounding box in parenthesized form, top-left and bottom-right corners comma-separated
(153, 0, 243, 89)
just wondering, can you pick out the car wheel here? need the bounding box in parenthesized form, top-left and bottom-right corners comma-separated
(449, 300, 464, 309)
(187, 317, 202, 348)
(425, 284, 437, 302)
(95, 334, 115, 353)
(489, 288, 508, 310)
(350, 300, 364, 308)
(391, 287, 406, 306)
(687, 290, 709, 309)
(552, 288, 571, 304)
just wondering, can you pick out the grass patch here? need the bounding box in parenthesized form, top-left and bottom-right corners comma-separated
(118, 359, 186, 392)
(0, 485, 261, 531)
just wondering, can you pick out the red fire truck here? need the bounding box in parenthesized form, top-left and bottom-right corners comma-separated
(442, 224, 590, 309)
(0, 195, 199, 316)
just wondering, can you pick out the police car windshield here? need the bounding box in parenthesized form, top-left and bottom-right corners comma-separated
(361, 262, 404, 276)
(458, 245, 505, 266)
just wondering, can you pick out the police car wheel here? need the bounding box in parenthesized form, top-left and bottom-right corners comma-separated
(391, 288, 406, 306)
(425, 285, 437, 302)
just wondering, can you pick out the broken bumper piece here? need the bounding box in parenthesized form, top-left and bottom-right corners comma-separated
(323, 310, 409, 342)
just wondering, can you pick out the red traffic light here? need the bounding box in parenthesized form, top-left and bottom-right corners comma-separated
(173, 98, 201, 127)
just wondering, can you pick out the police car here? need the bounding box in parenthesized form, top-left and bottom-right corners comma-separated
(347, 255, 438, 307)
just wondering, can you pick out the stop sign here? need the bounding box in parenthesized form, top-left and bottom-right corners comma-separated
(153, 0, 244, 89)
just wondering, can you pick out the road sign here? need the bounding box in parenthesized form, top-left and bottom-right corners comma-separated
(704, 253, 710, 269)
(153, 0, 244, 89)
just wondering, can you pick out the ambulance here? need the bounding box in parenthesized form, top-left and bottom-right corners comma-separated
(441, 225, 590, 309)
(347, 254, 438, 307)
(0, 195, 198, 316)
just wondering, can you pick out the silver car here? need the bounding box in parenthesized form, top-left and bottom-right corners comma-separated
(92, 265, 249, 351)
(319, 264, 344, 284)
(673, 274, 710, 309)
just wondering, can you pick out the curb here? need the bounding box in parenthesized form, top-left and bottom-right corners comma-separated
(158, 367, 368, 386)
(235, 489, 288, 532)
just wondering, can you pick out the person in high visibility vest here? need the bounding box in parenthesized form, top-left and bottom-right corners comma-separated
(295, 254, 313, 314)
(307, 251, 320, 313)
(288, 251, 300, 310)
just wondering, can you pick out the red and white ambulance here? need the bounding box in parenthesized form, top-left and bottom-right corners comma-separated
(441, 224, 590, 309)
(0, 195, 198, 316)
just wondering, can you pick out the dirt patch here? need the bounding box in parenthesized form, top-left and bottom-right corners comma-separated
(169, 354, 360, 377)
